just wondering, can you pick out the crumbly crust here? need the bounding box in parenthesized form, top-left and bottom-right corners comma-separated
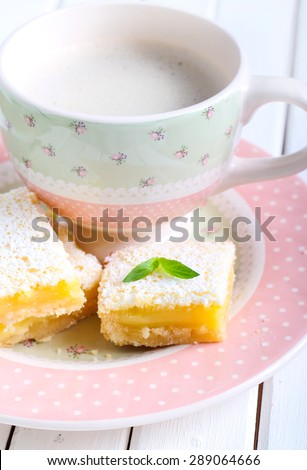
(98, 241, 235, 313)
(98, 241, 235, 347)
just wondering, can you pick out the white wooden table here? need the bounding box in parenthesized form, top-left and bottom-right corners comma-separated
(0, 0, 306, 451)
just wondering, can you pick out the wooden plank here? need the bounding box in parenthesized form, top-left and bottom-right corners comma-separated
(217, 0, 298, 154)
(9, 427, 130, 450)
(284, 0, 307, 179)
(257, 0, 307, 450)
(130, 388, 258, 450)
(257, 347, 307, 449)
(0, 424, 12, 450)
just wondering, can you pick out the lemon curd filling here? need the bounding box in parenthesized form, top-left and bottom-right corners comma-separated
(114, 303, 226, 329)
(0, 279, 84, 324)
(98, 242, 236, 347)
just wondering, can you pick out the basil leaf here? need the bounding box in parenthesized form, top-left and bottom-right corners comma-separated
(123, 257, 159, 282)
(158, 257, 200, 279)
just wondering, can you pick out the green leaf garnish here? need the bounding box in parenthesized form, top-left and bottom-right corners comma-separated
(158, 257, 199, 279)
(123, 257, 199, 282)
(122, 257, 159, 282)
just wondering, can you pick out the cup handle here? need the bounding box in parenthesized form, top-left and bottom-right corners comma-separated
(216, 76, 307, 193)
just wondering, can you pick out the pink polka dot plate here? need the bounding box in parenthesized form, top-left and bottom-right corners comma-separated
(0, 140, 306, 430)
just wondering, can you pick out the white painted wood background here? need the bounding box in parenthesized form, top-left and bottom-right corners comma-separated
(0, 0, 306, 450)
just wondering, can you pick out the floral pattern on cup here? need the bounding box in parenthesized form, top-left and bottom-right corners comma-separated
(72, 166, 87, 177)
(41, 144, 56, 157)
(148, 127, 165, 141)
(225, 125, 233, 137)
(69, 121, 87, 135)
(5, 120, 12, 130)
(110, 152, 127, 165)
(22, 157, 32, 169)
(174, 145, 188, 159)
(24, 114, 36, 127)
(140, 176, 155, 188)
(202, 106, 215, 119)
(199, 153, 210, 166)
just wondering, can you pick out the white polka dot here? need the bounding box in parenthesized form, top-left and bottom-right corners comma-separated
(283, 276, 290, 281)
(158, 400, 166, 406)
(197, 389, 205, 395)
(272, 265, 280, 270)
(108, 373, 116, 378)
(298, 267, 305, 272)
(44, 373, 52, 379)
(285, 257, 293, 262)
(240, 318, 247, 323)
(183, 374, 191, 379)
(273, 295, 281, 301)
(112, 390, 120, 396)
(14, 397, 21, 402)
(73, 410, 82, 416)
(75, 392, 83, 398)
(303, 314, 307, 319)
(140, 367, 148, 372)
(172, 388, 179, 393)
(14, 368, 22, 374)
(262, 341, 270, 347)
(191, 361, 199, 367)
(286, 205, 293, 211)
(298, 300, 305, 306)
(76, 375, 84, 381)
(236, 360, 244, 365)
(206, 375, 214, 381)
(291, 287, 299, 293)
(261, 356, 268, 361)
(273, 188, 280, 194)
(262, 327, 269, 333)
(231, 374, 239, 379)
(291, 193, 299, 199)
(37, 391, 46, 396)
(285, 336, 292, 341)
(160, 371, 168, 377)
(127, 379, 135, 384)
(240, 344, 248, 350)
(214, 361, 222, 366)
(273, 247, 281, 252)
(134, 396, 141, 401)
(240, 331, 248, 337)
(218, 347, 225, 352)
(282, 322, 290, 327)
(24, 379, 31, 385)
(197, 347, 204, 353)
(94, 401, 101, 406)
(266, 283, 274, 289)
(285, 237, 293, 242)
(2, 385, 10, 390)
(57, 383, 65, 389)
(279, 307, 287, 313)
(31, 408, 39, 414)
(54, 401, 61, 407)
(93, 383, 100, 389)
(170, 358, 178, 364)
(269, 200, 277, 206)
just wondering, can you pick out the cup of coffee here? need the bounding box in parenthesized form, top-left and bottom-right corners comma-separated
(0, 3, 306, 256)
